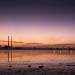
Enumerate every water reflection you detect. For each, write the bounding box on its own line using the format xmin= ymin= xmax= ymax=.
xmin=0 ymin=50 xmax=75 ymax=64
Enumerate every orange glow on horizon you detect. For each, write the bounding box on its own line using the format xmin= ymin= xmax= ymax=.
xmin=0 ymin=37 xmax=75 ymax=48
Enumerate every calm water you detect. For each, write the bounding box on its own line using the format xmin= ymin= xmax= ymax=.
xmin=0 ymin=50 xmax=75 ymax=68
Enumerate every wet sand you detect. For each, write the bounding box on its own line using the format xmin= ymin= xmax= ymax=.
xmin=0 ymin=64 xmax=75 ymax=75
xmin=0 ymin=50 xmax=75 ymax=75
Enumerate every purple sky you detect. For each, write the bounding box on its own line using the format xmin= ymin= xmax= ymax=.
xmin=0 ymin=0 xmax=75 ymax=44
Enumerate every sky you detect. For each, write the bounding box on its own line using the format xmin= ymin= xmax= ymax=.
xmin=0 ymin=0 xmax=75 ymax=44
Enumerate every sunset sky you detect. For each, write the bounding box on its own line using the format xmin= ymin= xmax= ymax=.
xmin=0 ymin=0 xmax=75 ymax=44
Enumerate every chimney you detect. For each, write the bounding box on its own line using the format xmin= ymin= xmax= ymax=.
xmin=8 ymin=36 xmax=9 ymax=48
xmin=11 ymin=36 xmax=12 ymax=48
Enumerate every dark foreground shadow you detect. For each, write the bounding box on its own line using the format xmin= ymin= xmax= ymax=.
xmin=0 ymin=67 xmax=75 ymax=75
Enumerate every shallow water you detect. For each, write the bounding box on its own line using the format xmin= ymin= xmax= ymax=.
xmin=0 ymin=50 xmax=75 ymax=68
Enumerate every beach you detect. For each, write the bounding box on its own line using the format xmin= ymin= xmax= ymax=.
xmin=0 ymin=63 xmax=75 ymax=75
xmin=0 ymin=50 xmax=75 ymax=75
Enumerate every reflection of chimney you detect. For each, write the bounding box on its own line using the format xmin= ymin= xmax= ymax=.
xmin=11 ymin=36 xmax=12 ymax=62
xmin=8 ymin=36 xmax=13 ymax=62
xmin=8 ymin=36 xmax=9 ymax=62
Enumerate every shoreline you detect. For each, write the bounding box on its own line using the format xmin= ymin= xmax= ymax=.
xmin=0 ymin=48 xmax=75 ymax=50
xmin=0 ymin=65 xmax=75 ymax=75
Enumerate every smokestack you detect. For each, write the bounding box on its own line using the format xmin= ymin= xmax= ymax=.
xmin=8 ymin=36 xmax=9 ymax=62
xmin=8 ymin=36 xmax=13 ymax=62
xmin=8 ymin=36 xmax=9 ymax=48
xmin=11 ymin=36 xmax=12 ymax=62
xmin=11 ymin=36 xmax=12 ymax=48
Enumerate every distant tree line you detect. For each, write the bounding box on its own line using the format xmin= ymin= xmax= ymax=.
xmin=0 ymin=45 xmax=75 ymax=50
